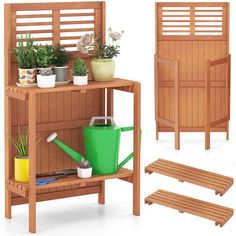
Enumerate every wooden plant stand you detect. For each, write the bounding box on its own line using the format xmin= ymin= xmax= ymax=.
xmin=145 ymin=159 xmax=234 ymax=196
xmin=4 ymin=2 xmax=141 ymax=233
xmin=145 ymin=189 xmax=234 ymax=227
xmin=155 ymin=2 xmax=231 ymax=149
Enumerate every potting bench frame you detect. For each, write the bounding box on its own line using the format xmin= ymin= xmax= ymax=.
xmin=155 ymin=2 xmax=230 ymax=149
xmin=4 ymin=2 xmax=141 ymax=233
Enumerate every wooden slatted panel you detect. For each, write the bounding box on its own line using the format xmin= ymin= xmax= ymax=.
xmin=145 ymin=159 xmax=234 ymax=196
xmin=157 ymin=2 xmax=228 ymax=40
xmin=8 ymin=2 xmax=106 ymax=202
xmin=155 ymin=2 xmax=230 ymax=139
xmin=145 ymin=189 xmax=234 ymax=227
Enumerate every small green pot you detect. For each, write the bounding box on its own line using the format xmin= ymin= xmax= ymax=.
xmin=91 ymin=58 xmax=115 ymax=81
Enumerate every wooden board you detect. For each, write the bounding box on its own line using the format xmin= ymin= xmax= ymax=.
xmin=145 ymin=189 xmax=234 ymax=227
xmin=145 ymin=159 xmax=234 ymax=196
xmin=155 ymin=2 xmax=230 ymax=149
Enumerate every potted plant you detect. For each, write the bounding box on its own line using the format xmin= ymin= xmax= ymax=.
xmin=76 ymin=28 xmax=123 ymax=81
xmin=72 ymin=59 xmax=88 ymax=85
xmin=77 ymin=159 xmax=92 ymax=178
xmin=35 ymin=45 xmax=56 ymax=88
xmin=52 ymin=44 xmax=72 ymax=82
xmin=12 ymin=34 xmax=37 ymax=85
xmin=10 ymin=128 xmax=29 ymax=182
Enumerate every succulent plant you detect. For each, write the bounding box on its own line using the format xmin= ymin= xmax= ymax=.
xmin=39 ymin=67 xmax=53 ymax=76
xmin=79 ymin=159 xmax=90 ymax=169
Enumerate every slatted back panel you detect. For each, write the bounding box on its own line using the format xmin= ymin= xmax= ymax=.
xmin=7 ymin=2 xmax=105 ymax=198
xmin=156 ymin=2 xmax=229 ymax=131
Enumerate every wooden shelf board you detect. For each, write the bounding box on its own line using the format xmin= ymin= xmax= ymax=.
xmin=6 ymin=79 xmax=135 ymax=96
xmin=145 ymin=159 xmax=234 ymax=196
xmin=145 ymin=189 xmax=234 ymax=227
xmin=8 ymin=168 xmax=133 ymax=197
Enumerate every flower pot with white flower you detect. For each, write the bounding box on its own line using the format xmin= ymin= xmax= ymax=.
xmin=12 ymin=34 xmax=37 ymax=85
xmin=52 ymin=44 xmax=72 ymax=82
xmin=72 ymin=59 xmax=88 ymax=85
xmin=76 ymin=28 xmax=123 ymax=82
xmin=77 ymin=159 xmax=92 ymax=178
xmin=35 ymin=45 xmax=56 ymax=88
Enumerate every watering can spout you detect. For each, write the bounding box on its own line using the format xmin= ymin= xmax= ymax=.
xmin=47 ymin=133 xmax=84 ymax=163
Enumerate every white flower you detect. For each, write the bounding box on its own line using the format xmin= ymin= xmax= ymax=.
xmin=81 ymin=34 xmax=93 ymax=45
xmin=109 ymin=31 xmax=122 ymax=41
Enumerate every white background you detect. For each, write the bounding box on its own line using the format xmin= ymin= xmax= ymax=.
xmin=0 ymin=0 xmax=235 ymax=235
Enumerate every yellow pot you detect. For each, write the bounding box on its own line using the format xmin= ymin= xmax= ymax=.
xmin=14 ymin=157 xmax=29 ymax=182
xmin=91 ymin=59 xmax=115 ymax=81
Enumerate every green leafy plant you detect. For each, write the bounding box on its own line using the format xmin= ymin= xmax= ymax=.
xmin=10 ymin=128 xmax=28 ymax=158
xmin=35 ymin=44 xmax=54 ymax=68
xmin=12 ymin=34 xmax=37 ymax=69
xmin=72 ymin=59 xmax=88 ymax=76
xmin=52 ymin=44 xmax=72 ymax=66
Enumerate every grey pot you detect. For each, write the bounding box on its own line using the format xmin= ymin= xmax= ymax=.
xmin=53 ymin=66 xmax=68 ymax=82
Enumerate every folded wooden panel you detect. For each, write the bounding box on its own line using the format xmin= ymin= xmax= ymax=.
xmin=145 ymin=189 xmax=234 ymax=227
xmin=145 ymin=159 xmax=233 ymax=196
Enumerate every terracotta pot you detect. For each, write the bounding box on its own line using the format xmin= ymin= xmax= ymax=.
xmin=91 ymin=59 xmax=115 ymax=81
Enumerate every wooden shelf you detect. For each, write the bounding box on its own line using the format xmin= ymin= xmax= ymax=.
xmin=145 ymin=159 xmax=234 ymax=196
xmin=6 ymin=79 xmax=135 ymax=101
xmin=145 ymin=189 xmax=234 ymax=227
xmin=8 ymin=168 xmax=133 ymax=198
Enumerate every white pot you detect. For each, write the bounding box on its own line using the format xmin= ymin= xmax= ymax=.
xmin=77 ymin=167 xmax=92 ymax=178
xmin=73 ymin=75 xmax=88 ymax=85
xmin=37 ymin=74 xmax=56 ymax=88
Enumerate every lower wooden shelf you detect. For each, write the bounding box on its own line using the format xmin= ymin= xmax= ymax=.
xmin=8 ymin=168 xmax=133 ymax=199
xmin=145 ymin=159 xmax=234 ymax=196
xmin=145 ymin=189 xmax=234 ymax=227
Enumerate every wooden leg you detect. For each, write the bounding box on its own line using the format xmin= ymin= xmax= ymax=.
xmin=5 ymin=96 xmax=12 ymax=219
xmin=5 ymin=189 xmax=11 ymax=219
xmin=133 ymin=82 xmax=141 ymax=216
xmin=156 ymin=121 xmax=159 ymax=140
xmin=226 ymin=121 xmax=229 ymax=140
xmin=205 ymin=130 xmax=210 ymax=150
xmin=175 ymin=130 xmax=180 ymax=150
xmin=98 ymin=181 xmax=105 ymax=204
xmin=28 ymin=92 xmax=37 ymax=233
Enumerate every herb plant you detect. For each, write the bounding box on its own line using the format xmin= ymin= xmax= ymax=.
xmin=10 ymin=128 xmax=28 ymax=158
xmin=72 ymin=59 xmax=88 ymax=76
xmin=12 ymin=34 xmax=37 ymax=69
xmin=52 ymin=44 xmax=72 ymax=67
xmin=35 ymin=45 xmax=53 ymax=68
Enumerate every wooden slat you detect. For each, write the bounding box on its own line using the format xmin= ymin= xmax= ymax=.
xmin=16 ymin=14 xmax=52 ymax=18
xmin=211 ymin=117 xmax=228 ymax=127
xmin=145 ymin=159 xmax=233 ymax=196
xmin=158 ymin=117 xmax=175 ymax=127
xmin=16 ymin=29 xmax=52 ymax=34
xmin=145 ymin=189 xmax=234 ymax=227
xmin=60 ymin=27 xmax=94 ymax=33
xmin=60 ymin=20 xmax=94 ymax=25
xmin=60 ymin=13 xmax=95 ymax=17
xmin=16 ymin=22 xmax=52 ymax=26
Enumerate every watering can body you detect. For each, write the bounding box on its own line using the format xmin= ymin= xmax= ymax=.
xmin=84 ymin=119 xmax=134 ymax=174
xmin=47 ymin=117 xmax=135 ymax=175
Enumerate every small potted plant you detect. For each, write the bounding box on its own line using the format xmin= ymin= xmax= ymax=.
xmin=72 ymin=59 xmax=88 ymax=85
xmin=12 ymin=34 xmax=37 ymax=85
xmin=76 ymin=28 xmax=123 ymax=81
xmin=35 ymin=45 xmax=56 ymax=88
xmin=52 ymin=44 xmax=72 ymax=82
xmin=77 ymin=159 xmax=92 ymax=178
xmin=10 ymin=128 xmax=29 ymax=182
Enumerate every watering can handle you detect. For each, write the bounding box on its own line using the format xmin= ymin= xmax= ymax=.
xmin=89 ymin=116 xmax=116 ymax=126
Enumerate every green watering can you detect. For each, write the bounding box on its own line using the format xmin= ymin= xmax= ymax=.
xmin=47 ymin=117 xmax=135 ymax=175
